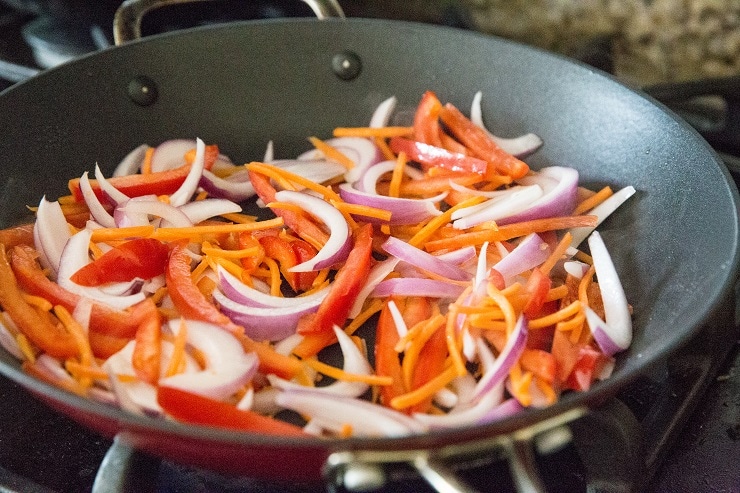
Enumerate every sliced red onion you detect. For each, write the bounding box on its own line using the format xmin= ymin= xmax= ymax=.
xmin=0 ymin=318 xmax=24 ymax=360
xmin=587 ymin=231 xmax=632 ymax=353
xmin=103 ymin=339 xmax=200 ymax=415
xmin=339 ymin=183 xmax=445 ymax=225
xmin=498 ymin=166 xmax=579 ymax=225
xmin=56 ymin=228 xmax=146 ymax=310
xmin=273 ymin=190 xmax=352 ymax=272
xmin=218 ymin=266 xmax=329 ymax=308
xmin=477 ymin=398 xmax=525 ymax=425
xmin=273 ymin=333 xmax=304 ymax=356
xmin=491 ymin=233 xmax=550 ymax=283
xmin=348 ymin=257 xmax=400 ymax=318
xmin=473 ymin=315 xmax=529 ymax=401
xmin=212 ymin=288 xmax=323 ymax=342
xmin=563 ymin=260 xmax=590 ymax=279
xmin=199 ymin=169 xmax=256 ymax=202
xmin=169 ymin=138 xmax=206 ymax=207
xmin=358 ymin=160 xmax=395 ymax=194
xmin=149 ymin=139 xmax=196 ymax=173
xmin=115 ymin=196 xmax=193 ymax=228
xmin=263 ymin=140 xmax=274 ymax=162
xmin=178 ymin=198 xmax=241 ymax=224
xmin=434 ymin=246 xmax=477 ymax=266
xmin=382 ymin=236 xmax=472 ymax=282
xmin=95 ymin=164 xmax=130 ymax=205
xmin=34 ymin=196 xmax=70 ymax=277
xmin=569 ymin=185 xmax=637 ymax=247
xmin=470 ymin=91 xmax=543 ymax=158
xmin=451 ymin=185 xmax=543 ymax=229
xmin=369 ymin=96 xmax=397 ymax=128
xmin=474 ymin=242 xmax=490 ymax=292
xmin=272 ymin=159 xmax=347 ymax=186
xmin=413 ymin=381 xmax=504 ymax=430
xmin=113 ymin=143 xmax=149 ymax=176
xmin=79 ymin=172 xmax=116 ymax=228
xmin=268 ymin=326 xmax=372 ymax=397
xmin=159 ymin=319 xmax=259 ymax=400
xmin=296 ymin=137 xmax=383 ymax=185
xmin=275 ymin=388 xmax=428 ymax=437
xmin=371 ymin=278 xmax=466 ymax=299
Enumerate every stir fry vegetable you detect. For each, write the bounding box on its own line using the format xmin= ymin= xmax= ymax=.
xmin=0 ymin=91 xmax=635 ymax=437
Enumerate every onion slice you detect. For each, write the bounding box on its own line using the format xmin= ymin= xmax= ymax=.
xmin=499 ymin=166 xmax=579 ymax=225
xmin=159 ymin=319 xmax=259 ymax=400
xmin=568 ymin=185 xmax=637 ymax=247
xmin=470 ymin=91 xmax=543 ymax=157
xmin=273 ymin=190 xmax=352 ymax=272
xmin=268 ymin=326 xmax=372 ymax=397
xmin=275 ymin=388 xmax=427 ymax=437
xmin=372 ymin=278 xmax=466 ymax=299
xmin=339 ymin=184 xmax=446 ymax=225
xmin=473 ymin=315 xmax=529 ymax=401
xmin=382 ymin=236 xmax=472 ymax=282
xmin=168 ymin=138 xmax=206 ymax=207
xmin=586 ymin=231 xmax=632 ymax=353
xmin=491 ymin=233 xmax=551 ymax=283
xmin=78 ymin=171 xmax=116 ymax=228
xmin=33 ymin=196 xmax=70 ymax=277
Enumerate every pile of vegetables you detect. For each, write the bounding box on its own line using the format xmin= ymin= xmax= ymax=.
xmin=0 ymin=90 xmax=635 ymax=437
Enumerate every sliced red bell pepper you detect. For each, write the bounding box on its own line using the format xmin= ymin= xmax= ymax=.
xmin=132 ymin=309 xmax=162 ymax=385
xmin=68 ymin=144 xmax=220 ymax=202
xmin=248 ymin=170 xmax=329 ymax=248
xmin=290 ymin=238 xmax=318 ymax=292
xmin=375 ymin=297 xmax=406 ymax=407
xmin=0 ymin=223 xmax=34 ymax=248
xmin=157 ymin=386 xmax=307 ymax=436
xmin=522 ymin=267 xmax=552 ymax=319
xmin=438 ymin=103 xmax=529 ymax=179
xmin=71 ymin=238 xmax=170 ymax=286
xmin=10 ymin=244 xmax=155 ymax=339
xmin=296 ymin=223 xmax=373 ymax=335
xmin=405 ymin=297 xmax=446 ymax=414
xmin=88 ymin=330 xmax=130 ymax=359
xmin=520 ymin=348 xmax=556 ymax=384
xmin=237 ymin=232 xmax=265 ymax=273
xmin=166 ymin=242 xmax=243 ymax=334
xmin=258 ymin=235 xmax=299 ymax=292
xmin=564 ymin=344 xmax=611 ymax=392
xmin=0 ymin=244 xmax=78 ymax=358
xmin=413 ymin=90 xmax=443 ymax=147
xmin=389 ymin=137 xmax=488 ymax=175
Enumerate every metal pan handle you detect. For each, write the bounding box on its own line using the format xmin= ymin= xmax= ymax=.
xmin=113 ymin=0 xmax=345 ymax=45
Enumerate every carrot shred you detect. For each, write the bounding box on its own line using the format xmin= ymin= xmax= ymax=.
xmin=308 ymin=136 xmax=355 ymax=170
xmin=303 ymin=358 xmax=393 ymax=386
xmin=573 ymin=185 xmax=613 ymax=215
xmin=165 ymin=318 xmax=189 ymax=377
xmin=389 ymin=364 xmax=457 ymax=410
xmin=333 ymin=126 xmax=414 ymax=138
xmin=388 ymin=151 xmax=407 ymax=198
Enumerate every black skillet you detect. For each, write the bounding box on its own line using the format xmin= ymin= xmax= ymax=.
xmin=0 ymin=0 xmax=738 ymax=491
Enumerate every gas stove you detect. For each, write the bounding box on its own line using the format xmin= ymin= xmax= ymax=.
xmin=0 ymin=2 xmax=739 ymax=492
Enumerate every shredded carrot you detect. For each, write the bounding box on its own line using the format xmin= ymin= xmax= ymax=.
xmin=307 ymin=136 xmax=355 ymax=169
xmin=424 ymin=215 xmax=598 ymax=252
xmin=330 ymin=200 xmax=393 ymax=222
xmin=529 ymin=300 xmax=582 ymax=329
xmin=573 ymin=185 xmax=613 ymax=215
xmin=90 ymin=225 xmax=155 ymax=242
xmin=220 ymin=213 xmax=259 ymax=224
xmin=333 ymin=126 xmax=414 ymax=138
xmin=401 ymin=315 xmax=445 ymax=391
xmin=485 ymin=283 xmax=517 ymax=334
xmin=344 ymin=298 xmax=384 ymax=336
xmin=263 ymin=257 xmax=282 ymax=297
xmin=15 ymin=333 xmax=37 ymax=362
xmin=21 ymin=293 xmax=53 ymax=312
xmin=247 ymin=161 xmax=342 ymax=201
xmin=539 ymin=232 xmax=573 ymax=275
xmin=54 ymin=305 xmax=93 ymax=388
xmin=165 ymin=318 xmax=189 ymax=377
xmin=375 ymin=136 xmax=396 ymax=161
xmin=388 ymin=151 xmax=407 ymax=198
xmin=407 ymin=195 xmax=486 ymax=248
xmin=303 ymin=358 xmax=393 ymax=386
xmin=390 ymin=364 xmax=458 ymax=410
xmin=141 ymin=146 xmax=155 ymax=174
xmin=151 ymin=217 xmax=283 ymax=240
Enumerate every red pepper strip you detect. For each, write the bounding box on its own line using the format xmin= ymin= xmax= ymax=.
xmin=375 ymin=297 xmax=406 ymax=407
xmin=0 ymin=244 xmax=78 ymax=358
xmin=403 ymin=297 xmax=446 ymax=415
xmin=0 ymin=223 xmax=34 ymax=248
xmin=237 ymin=232 xmax=265 ymax=273
xmin=438 ymin=103 xmax=530 ymax=180
xmin=68 ymin=144 xmax=220 ymax=202
xmin=522 ymin=267 xmax=552 ymax=319
xmin=157 ymin=386 xmax=308 ymax=436
xmin=132 ymin=309 xmax=162 ymax=385
xmin=413 ymin=90 xmax=443 ymax=147
xmin=71 ymin=238 xmax=170 ymax=286
xmin=258 ymin=235 xmax=299 ymax=293
xmin=296 ymin=223 xmax=373 ymax=335
xmin=10 ymin=245 xmax=155 ymax=339
xmin=88 ymin=330 xmax=130 ymax=359
xmin=389 ymin=137 xmax=488 ymax=176
xmin=166 ymin=242 xmax=243 ymax=334
xmin=520 ymin=348 xmax=556 ymax=384
xmin=290 ymin=239 xmax=319 ymax=292
xmin=248 ymin=170 xmax=329 ymax=248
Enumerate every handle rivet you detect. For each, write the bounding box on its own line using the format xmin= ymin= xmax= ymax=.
xmin=127 ymin=75 xmax=158 ymax=106
xmin=332 ymin=51 xmax=362 ymax=81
